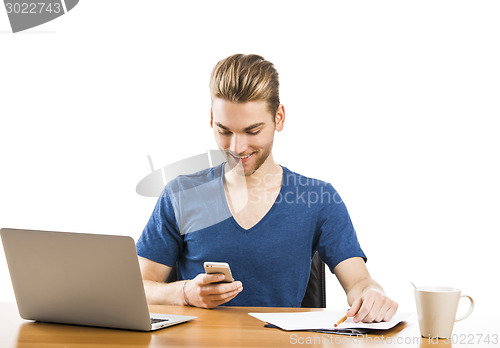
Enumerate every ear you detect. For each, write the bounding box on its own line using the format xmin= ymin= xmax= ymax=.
xmin=274 ymin=104 xmax=285 ymax=132
xmin=210 ymin=108 xmax=213 ymax=128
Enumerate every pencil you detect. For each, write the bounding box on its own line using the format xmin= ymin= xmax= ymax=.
xmin=334 ymin=315 xmax=347 ymax=327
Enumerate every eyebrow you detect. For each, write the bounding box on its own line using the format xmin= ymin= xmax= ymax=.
xmin=215 ymin=122 xmax=265 ymax=132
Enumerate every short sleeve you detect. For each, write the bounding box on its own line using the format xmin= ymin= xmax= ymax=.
xmin=136 ymin=188 xmax=183 ymax=267
xmin=315 ymin=183 xmax=367 ymax=273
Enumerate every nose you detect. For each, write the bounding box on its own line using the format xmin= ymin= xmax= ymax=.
xmin=229 ymin=134 xmax=248 ymax=155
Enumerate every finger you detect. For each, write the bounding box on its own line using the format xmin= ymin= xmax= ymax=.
xmin=375 ymin=297 xmax=398 ymax=322
xmin=354 ymin=295 xmax=374 ymax=323
xmin=347 ymin=297 xmax=362 ymax=317
xmin=208 ymin=289 xmax=242 ymax=307
xmin=207 ymin=286 xmax=243 ymax=301
xmin=200 ymin=281 xmax=242 ymax=295
xmin=374 ymin=301 xmax=391 ymax=322
xmin=383 ymin=301 xmax=398 ymax=322
xmin=363 ymin=294 xmax=384 ymax=323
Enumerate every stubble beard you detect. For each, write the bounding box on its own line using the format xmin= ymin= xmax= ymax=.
xmin=225 ymin=145 xmax=272 ymax=177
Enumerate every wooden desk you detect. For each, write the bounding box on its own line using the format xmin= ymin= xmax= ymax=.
xmin=1 ymin=302 xmax=498 ymax=347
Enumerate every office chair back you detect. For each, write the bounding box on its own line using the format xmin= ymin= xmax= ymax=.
xmin=301 ymin=252 xmax=326 ymax=308
xmin=166 ymin=252 xmax=326 ymax=308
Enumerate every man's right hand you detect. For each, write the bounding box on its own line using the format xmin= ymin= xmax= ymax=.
xmin=183 ymin=273 xmax=243 ymax=308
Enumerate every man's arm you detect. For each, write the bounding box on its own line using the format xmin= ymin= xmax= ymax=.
xmin=138 ymin=256 xmax=243 ymax=308
xmin=333 ymin=257 xmax=398 ymax=323
xmin=138 ymin=256 xmax=184 ymax=305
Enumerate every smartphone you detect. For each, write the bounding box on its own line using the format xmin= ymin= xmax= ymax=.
xmin=203 ymin=262 xmax=234 ymax=283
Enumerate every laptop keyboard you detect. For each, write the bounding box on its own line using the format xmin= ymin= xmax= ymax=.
xmin=151 ymin=318 xmax=170 ymax=324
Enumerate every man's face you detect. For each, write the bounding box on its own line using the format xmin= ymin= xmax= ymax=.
xmin=211 ymin=98 xmax=284 ymax=176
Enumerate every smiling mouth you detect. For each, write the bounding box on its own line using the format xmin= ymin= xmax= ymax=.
xmin=230 ymin=152 xmax=254 ymax=161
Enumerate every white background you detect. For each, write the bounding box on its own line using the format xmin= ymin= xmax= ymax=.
xmin=1 ymin=1 xmax=499 ymax=316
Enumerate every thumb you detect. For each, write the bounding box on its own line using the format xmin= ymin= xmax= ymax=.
xmin=347 ymin=297 xmax=362 ymax=317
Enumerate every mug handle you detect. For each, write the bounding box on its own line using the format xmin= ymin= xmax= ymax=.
xmin=455 ymin=295 xmax=474 ymax=321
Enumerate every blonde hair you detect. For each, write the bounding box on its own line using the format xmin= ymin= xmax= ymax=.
xmin=209 ymin=54 xmax=280 ymax=116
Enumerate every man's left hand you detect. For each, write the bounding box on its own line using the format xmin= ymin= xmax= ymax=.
xmin=346 ymin=288 xmax=398 ymax=323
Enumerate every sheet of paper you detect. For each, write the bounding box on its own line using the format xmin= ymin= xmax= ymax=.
xmin=248 ymin=311 xmax=408 ymax=331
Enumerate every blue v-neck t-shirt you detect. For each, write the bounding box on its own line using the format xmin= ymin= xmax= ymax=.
xmin=136 ymin=163 xmax=366 ymax=307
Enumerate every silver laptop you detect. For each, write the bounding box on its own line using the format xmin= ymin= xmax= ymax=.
xmin=0 ymin=228 xmax=196 ymax=331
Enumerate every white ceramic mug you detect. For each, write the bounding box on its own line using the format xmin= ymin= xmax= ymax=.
xmin=414 ymin=286 xmax=474 ymax=339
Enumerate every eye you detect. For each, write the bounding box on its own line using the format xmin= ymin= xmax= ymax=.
xmin=217 ymin=129 xmax=231 ymax=135
xmin=247 ymin=130 xmax=261 ymax=135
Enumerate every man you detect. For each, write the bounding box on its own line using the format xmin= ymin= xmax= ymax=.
xmin=137 ymin=54 xmax=398 ymax=323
